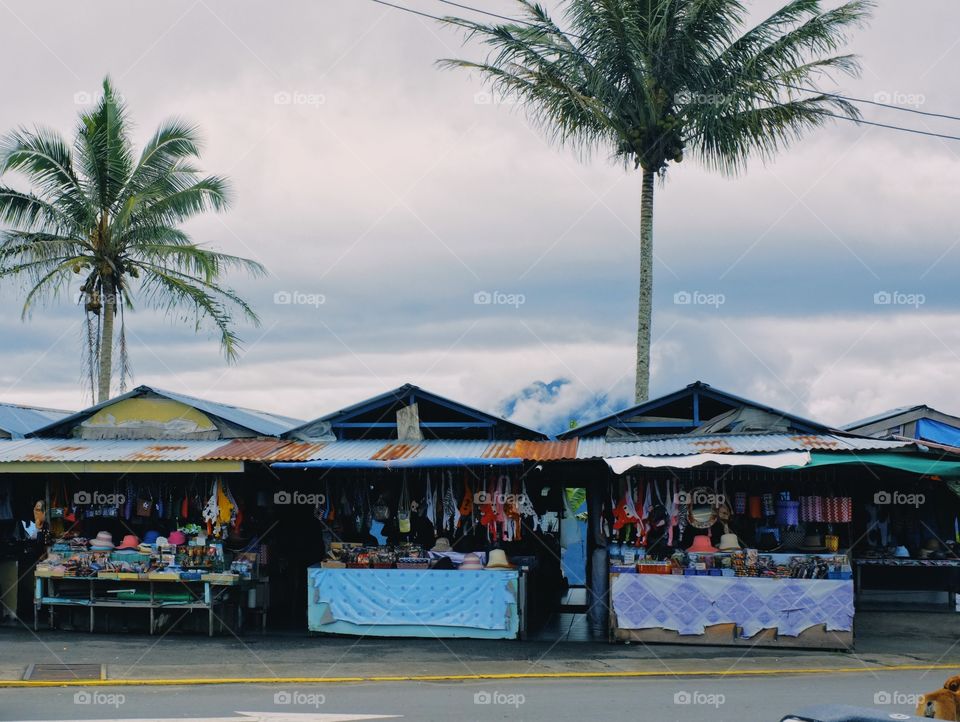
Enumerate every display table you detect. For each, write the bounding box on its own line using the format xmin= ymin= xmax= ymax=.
xmin=609 ymin=573 xmax=854 ymax=649
xmin=854 ymin=558 xmax=960 ymax=608
xmin=34 ymin=574 xmax=250 ymax=637
xmin=307 ymin=566 xmax=523 ymax=639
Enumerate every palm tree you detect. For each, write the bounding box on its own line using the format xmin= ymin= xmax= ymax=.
xmin=0 ymin=77 xmax=265 ymax=403
xmin=441 ymin=0 xmax=872 ymax=402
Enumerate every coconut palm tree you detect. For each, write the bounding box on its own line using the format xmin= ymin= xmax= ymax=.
xmin=441 ymin=0 xmax=871 ymax=402
xmin=0 ymin=77 xmax=264 ymax=403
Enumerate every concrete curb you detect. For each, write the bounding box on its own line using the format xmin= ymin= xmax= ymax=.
xmin=3 ymin=663 xmax=960 ymax=688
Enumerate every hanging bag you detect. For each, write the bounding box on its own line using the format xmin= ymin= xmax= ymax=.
xmin=397 ymin=477 xmax=411 ymax=533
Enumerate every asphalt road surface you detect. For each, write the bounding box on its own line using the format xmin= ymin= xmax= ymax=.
xmin=0 ymin=671 xmax=945 ymax=721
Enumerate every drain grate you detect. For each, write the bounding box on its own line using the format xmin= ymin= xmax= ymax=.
xmin=24 ymin=663 xmax=104 ymax=681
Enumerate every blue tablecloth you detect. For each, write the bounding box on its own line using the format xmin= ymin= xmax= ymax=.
xmin=308 ymin=567 xmax=518 ymax=631
xmin=611 ymin=574 xmax=853 ymax=638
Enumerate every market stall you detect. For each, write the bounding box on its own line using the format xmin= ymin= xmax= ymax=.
xmin=599 ymin=465 xmax=857 ymax=649
xmin=32 ymin=477 xmax=268 ymax=635
xmin=270 ymin=462 xmax=560 ymax=640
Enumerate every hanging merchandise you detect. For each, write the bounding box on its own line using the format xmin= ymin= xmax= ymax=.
xmin=734 ymin=492 xmax=747 ymax=515
xmin=761 ymin=493 xmax=775 ymax=518
xmin=442 ymin=474 xmax=456 ymax=533
xmin=776 ymin=500 xmax=800 ymax=527
xmin=372 ymin=492 xmax=390 ymax=522
xmin=748 ymin=496 xmax=763 ymax=519
xmin=202 ymin=480 xmax=220 ymax=535
xmin=397 ymin=477 xmax=411 ymax=534
xmin=136 ymin=490 xmax=153 ymax=518
xmin=425 ymin=474 xmax=436 ymax=530
xmin=458 ymin=477 xmax=473 ymax=528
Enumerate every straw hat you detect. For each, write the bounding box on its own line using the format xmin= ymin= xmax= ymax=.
xmin=484 ymin=549 xmax=515 ymax=570
xmin=431 ymin=537 xmax=452 ymax=553
xmin=459 ymin=553 xmax=483 ymax=570
xmin=687 ymin=535 xmax=718 ymax=553
xmin=717 ymin=533 xmax=741 ymax=551
xmin=90 ymin=531 xmax=114 ymax=550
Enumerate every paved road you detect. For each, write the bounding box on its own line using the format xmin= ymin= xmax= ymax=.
xmin=0 ymin=670 xmax=946 ymax=721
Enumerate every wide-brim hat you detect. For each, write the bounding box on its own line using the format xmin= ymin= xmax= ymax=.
xmin=431 ymin=537 xmax=452 ymax=553
xmin=116 ymin=534 xmax=140 ymax=550
xmin=90 ymin=531 xmax=114 ymax=549
xmin=717 ymin=533 xmax=741 ymax=551
xmin=142 ymin=531 xmax=161 ymax=545
xmin=155 ymin=536 xmax=169 ymax=547
xmin=687 ymin=535 xmax=718 ymax=553
xmin=485 ymin=549 xmax=515 ymax=569
xmin=459 ymin=553 xmax=483 ymax=570
xmin=168 ymin=531 xmax=187 ymax=546
xmin=797 ymin=535 xmax=826 ymax=552
xmin=756 ymin=532 xmax=781 ymax=551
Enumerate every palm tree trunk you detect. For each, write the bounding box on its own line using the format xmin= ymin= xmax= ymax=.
xmin=97 ymin=282 xmax=115 ymax=403
xmin=634 ymin=169 xmax=655 ymax=403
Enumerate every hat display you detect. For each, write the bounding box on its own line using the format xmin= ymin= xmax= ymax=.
xmin=717 ymin=533 xmax=741 ymax=551
xmin=687 ymin=535 xmax=718 ymax=553
xmin=431 ymin=556 xmax=456 ymax=570
xmin=116 ymin=534 xmax=140 ymax=551
xmin=893 ymin=545 xmax=910 ymax=558
xmin=484 ymin=549 xmax=515 ymax=569
xmin=797 ymin=534 xmax=826 ymax=552
xmin=459 ymin=553 xmax=483 ymax=570
xmin=167 ymin=530 xmax=187 ymax=546
xmin=143 ymin=531 xmax=161 ymax=546
xmin=90 ymin=531 xmax=114 ymax=550
xmin=431 ymin=537 xmax=452 ymax=553
xmin=756 ymin=531 xmax=781 ymax=552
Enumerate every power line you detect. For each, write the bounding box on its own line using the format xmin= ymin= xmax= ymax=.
xmin=363 ymin=0 xmax=960 ymax=141
xmin=819 ymin=111 xmax=960 ymax=141
xmin=774 ymin=81 xmax=960 ymax=122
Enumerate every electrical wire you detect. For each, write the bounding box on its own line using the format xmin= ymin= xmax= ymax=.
xmin=364 ymin=0 xmax=960 ymax=141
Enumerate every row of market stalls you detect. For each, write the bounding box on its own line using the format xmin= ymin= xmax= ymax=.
xmin=0 ymin=381 xmax=958 ymax=647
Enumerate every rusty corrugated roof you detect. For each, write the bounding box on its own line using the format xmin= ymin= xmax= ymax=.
xmin=513 ymin=439 xmax=579 ymax=461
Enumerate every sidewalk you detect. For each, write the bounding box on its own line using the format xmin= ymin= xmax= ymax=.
xmin=0 ymin=611 xmax=956 ymax=684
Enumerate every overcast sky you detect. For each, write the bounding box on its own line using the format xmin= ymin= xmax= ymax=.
xmin=0 ymin=0 xmax=958 ymax=434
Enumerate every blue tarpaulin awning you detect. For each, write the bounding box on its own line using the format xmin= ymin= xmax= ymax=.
xmin=916 ymin=418 xmax=960 ymax=448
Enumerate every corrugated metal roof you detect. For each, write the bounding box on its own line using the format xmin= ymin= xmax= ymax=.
xmin=198 ymin=438 xmax=291 ymax=461
xmin=0 ymin=439 xmax=230 ymax=463
xmin=575 ymin=434 xmax=913 ymax=459
xmin=0 ymin=403 xmax=73 ymax=438
xmin=269 ymin=439 xmax=577 ymax=463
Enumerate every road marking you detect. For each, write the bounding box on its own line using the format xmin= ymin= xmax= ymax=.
xmin=0 ymin=663 xmax=958 ymax=687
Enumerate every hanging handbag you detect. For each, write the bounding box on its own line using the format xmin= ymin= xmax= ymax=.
xmin=372 ymin=494 xmax=390 ymax=522
xmin=397 ymin=478 xmax=411 ymax=533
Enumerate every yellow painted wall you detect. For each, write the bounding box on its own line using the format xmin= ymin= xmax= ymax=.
xmin=80 ymin=398 xmax=218 ymax=438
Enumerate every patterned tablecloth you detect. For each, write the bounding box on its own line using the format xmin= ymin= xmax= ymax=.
xmin=855 ymin=558 xmax=960 ymax=568
xmin=308 ymin=567 xmax=517 ymax=630
xmin=611 ymin=574 xmax=854 ymax=638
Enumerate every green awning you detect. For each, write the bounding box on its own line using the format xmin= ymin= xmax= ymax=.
xmin=797 ymin=452 xmax=960 ymax=476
